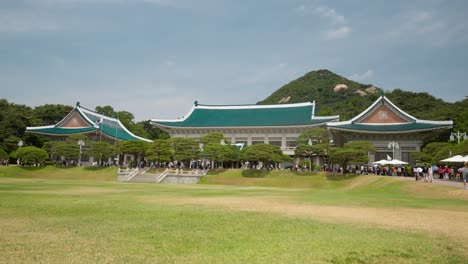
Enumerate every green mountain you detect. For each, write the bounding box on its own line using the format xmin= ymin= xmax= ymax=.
xmin=258 ymin=69 xmax=468 ymax=131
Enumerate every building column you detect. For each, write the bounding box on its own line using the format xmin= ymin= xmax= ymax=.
xmin=281 ymin=135 xmax=286 ymax=150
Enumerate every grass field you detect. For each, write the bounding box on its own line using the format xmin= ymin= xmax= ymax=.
xmin=1 ymin=166 xmax=467 ymax=263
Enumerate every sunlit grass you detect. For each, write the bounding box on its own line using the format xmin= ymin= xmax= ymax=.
xmin=0 ymin=166 xmax=467 ymax=263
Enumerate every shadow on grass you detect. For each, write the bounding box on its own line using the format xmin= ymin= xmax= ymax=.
xmin=325 ymin=172 xmax=359 ymax=181
xmin=207 ymin=169 xmax=228 ymax=175
xmin=84 ymin=166 xmax=111 ymax=171
xmin=289 ymin=170 xmax=320 ymax=176
xmin=241 ymin=170 xmax=271 ymax=178
xmin=17 ymin=166 xmax=47 ymax=171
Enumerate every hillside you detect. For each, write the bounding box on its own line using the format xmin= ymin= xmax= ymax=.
xmin=258 ymin=69 xmax=468 ymax=131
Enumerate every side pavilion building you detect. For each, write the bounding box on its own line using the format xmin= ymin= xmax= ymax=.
xmin=151 ymin=100 xmax=339 ymax=155
xmin=26 ymin=102 xmax=152 ymax=143
xmin=327 ymin=94 xmax=453 ymax=164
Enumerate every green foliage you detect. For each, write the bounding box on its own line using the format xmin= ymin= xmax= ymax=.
xmin=296 ymin=127 xmax=330 ymax=145
xmin=85 ymin=142 xmax=117 ymax=163
xmin=136 ymin=120 xmax=169 ymax=140
xmin=344 ymin=141 xmax=376 ymax=153
xmin=452 ymin=140 xmax=468 ymax=155
xmin=30 ymin=104 xmax=73 ymax=126
xmin=16 ymin=146 xmax=48 ymax=165
xmin=409 ymin=152 xmax=433 ymax=164
xmin=42 ymin=141 xmax=58 ymax=157
xmin=240 ymin=144 xmax=288 ymax=164
xmin=171 ymin=137 xmax=200 ymax=162
xmin=95 ymin=105 xmax=115 ymax=117
xmin=328 ymin=141 xmax=375 ymax=174
xmin=0 ymin=148 xmax=8 ymax=160
xmin=53 ymin=143 xmax=80 ymax=161
xmin=146 ymin=139 xmax=172 ymax=162
xmin=119 ymin=140 xmax=149 ymax=156
xmin=200 ymin=132 xmax=227 ymax=145
xmin=2 ymin=136 xmax=21 ymax=153
xmin=295 ymin=128 xmax=331 ymax=167
xmin=225 ymin=145 xmax=241 ymax=162
xmin=66 ymin=134 xmax=90 ymax=144
xmin=330 ymin=143 xmax=370 ymax=174
xmin=0 ymin=101 xmax=33 ymax=139
xmin=8 ymin=150 xmax=17 ymax=160
xmin=422 ymin=142 xmax=451 ymax=155
xmin=202 ymin=143 xmax=233 ymax=168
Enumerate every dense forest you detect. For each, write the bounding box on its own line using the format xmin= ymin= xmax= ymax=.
xmin=258 ymin=69 xmax=468 ymax=132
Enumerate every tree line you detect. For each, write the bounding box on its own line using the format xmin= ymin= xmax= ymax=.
xmin=1 ymin=97 xmax=466 ymax=172
xmin=3 ymin=127 xmax=379 ymax=175
xmin=0 ymin=98 xmax=168 ymax=156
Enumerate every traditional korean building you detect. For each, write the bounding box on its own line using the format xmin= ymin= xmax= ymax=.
xmin=151 ymin=100 xmax=339 ymax=155
xmin=327 ymin=94 xmax=453 ymax=164
xmin=26 ymin=102 xmax=152 ymax=143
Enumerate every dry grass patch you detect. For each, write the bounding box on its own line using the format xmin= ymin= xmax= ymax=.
xmin=15 ymin=187 xmax=128 ymax=195
xmin=154 ymin=195 xmax=468 ymax=246
xmin=341 ymin=175 xmax=391 ymax=190
xmin=403 ymin=182 xmax=468 ymax=201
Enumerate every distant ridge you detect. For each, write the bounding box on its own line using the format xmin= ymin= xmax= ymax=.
xmin=257 ymin=69 xmax=382 ymax=120
xmin=257 ymin=69 xmax=467 ymax=131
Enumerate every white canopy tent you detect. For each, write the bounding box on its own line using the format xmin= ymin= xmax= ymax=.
xmin=440 ymin=155 xmax=466 ymax=163
xmin=373 ymin=159 xmax=408 ymax=165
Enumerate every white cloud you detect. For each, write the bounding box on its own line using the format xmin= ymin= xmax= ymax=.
xmin=295 ymin=3 xmax=351 ymax=40
xmin=350 ymin=70 xmax=374 ymax=81
xmin=391 ymin=11 xmax=443 ymax=36
xmin=314 ymin=6 xmax=345 ymax=24
xmin=386 ymin=10 xmax=468 ymax=47
xmin=326 ymin=26 xmax=351 ymax=39
xmin=0 ymin=11 xmax=61 ymax=33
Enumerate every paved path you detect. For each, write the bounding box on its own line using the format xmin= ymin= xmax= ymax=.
xmin=396 ymin=176 xmax=465 ymax=189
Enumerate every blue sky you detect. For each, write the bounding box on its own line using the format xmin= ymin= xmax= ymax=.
xmin=1 ymin=0 xmax=467 ymax=121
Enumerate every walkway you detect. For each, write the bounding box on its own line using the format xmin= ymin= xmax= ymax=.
xmin=396 ymin=176 xmax=465 ymax=189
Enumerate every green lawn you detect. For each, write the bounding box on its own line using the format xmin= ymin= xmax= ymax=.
xmin=1 ymin=166 xmax=467 ymax=263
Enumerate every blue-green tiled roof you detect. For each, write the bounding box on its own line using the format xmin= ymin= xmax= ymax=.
xmin=329 ymin=122 xmax=452 ymax=132
xmin=26 ymin=104 xmax=152 ymax=142
xmin=327 ymin=95 xmax=453 ymax=133
xmin=152 ymin=102 xmax=339 ymax=127
xmin=27 ymin=127 xmax=97 ymax=135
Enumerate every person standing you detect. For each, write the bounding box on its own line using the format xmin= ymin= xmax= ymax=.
xmin=444 ymin=166 xmax=450 ymax=180
xmin=463 ymin=162 xmax=468 ymax=190
xmin=428 ymin=166 xmax=433 ymax=183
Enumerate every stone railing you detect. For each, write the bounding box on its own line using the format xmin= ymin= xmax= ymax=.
xmin=117 ymin=167 xmax=139 ymax=182
xmin=157 ymin=168 xmax=209 ymax=184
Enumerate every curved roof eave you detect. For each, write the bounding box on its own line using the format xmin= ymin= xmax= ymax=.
xmin=327 ymin=125 xmax=453 ymax=134
xmin=150 ymin=122 xmax=334 ymax=130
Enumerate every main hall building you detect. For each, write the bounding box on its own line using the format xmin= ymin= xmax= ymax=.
xmin=151 ymin=100 xmax=339 ymax=156
xmin=151 ymin=95 xmax=453 ymax=164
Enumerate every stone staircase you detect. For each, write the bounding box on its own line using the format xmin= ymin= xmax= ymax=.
xmin=117 ymin=168 xmax=208 ymax=184
xmin=157 ymin=169 xmax=208 ymax=184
